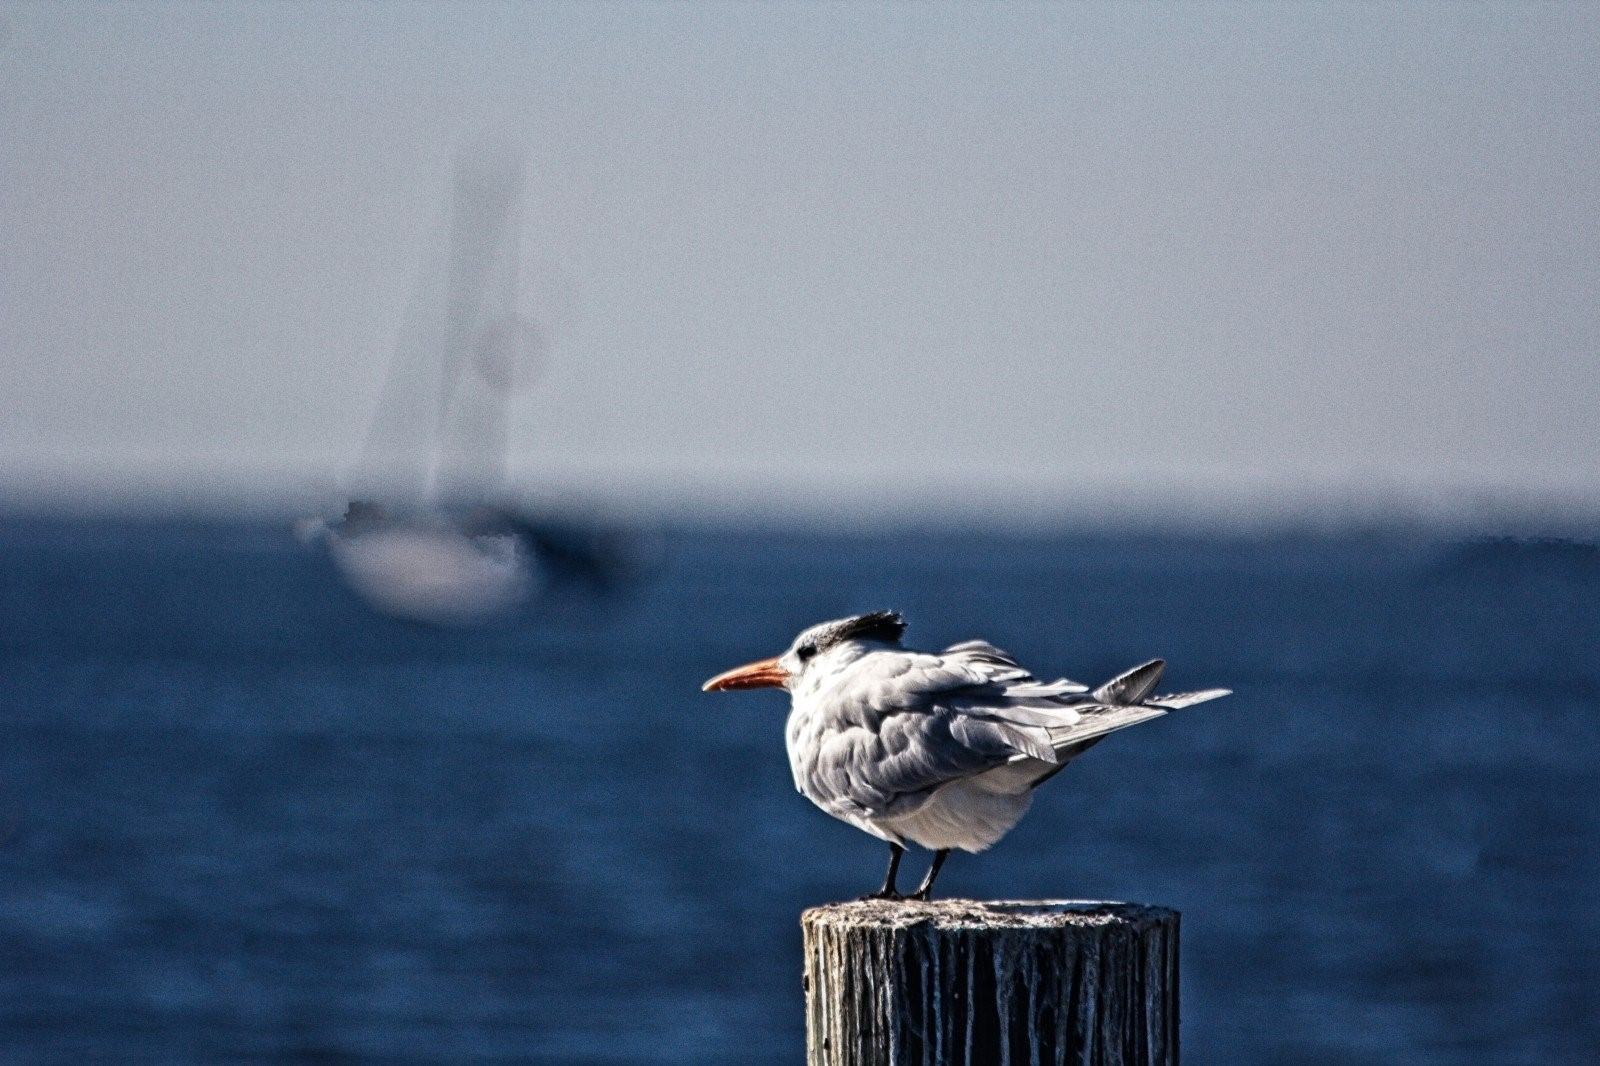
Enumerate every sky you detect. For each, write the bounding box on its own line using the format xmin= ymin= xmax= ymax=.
xmin=2 ymin=2 xmax=1598 ymax=524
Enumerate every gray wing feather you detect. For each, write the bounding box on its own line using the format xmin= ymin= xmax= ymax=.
xmin=941 ymin=639 xmax=1088 ymax=693
xmin=1149 ymin=688 xmax=1232 ymax=710
xmin=940 ymin=639 xmax=1018 ymax=660
xmin=1045 ymin=703 xmax=1171 ymax=755
xmin=810 ymin=708 xmax=1023 ymax=818
xmin=802 ymin=648 xmax=1226 ymax=819
xmin=807 ymin=648 xmax=1091 ymax=815
xmin=1042 ymin=689 xmax=1230 ymax=757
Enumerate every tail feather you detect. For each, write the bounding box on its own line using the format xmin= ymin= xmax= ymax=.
xmin=1091 ymin=658 xmax=1165 ymax=705
xmin=1042 ymin=665 xmax=1228 ymax=762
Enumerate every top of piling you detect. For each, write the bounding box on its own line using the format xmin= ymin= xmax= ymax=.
xmin=802 ymin=898 xmax=1177 ymax=933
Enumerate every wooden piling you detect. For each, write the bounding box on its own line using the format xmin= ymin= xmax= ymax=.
xmin=802 ymin=899 xmax=1179 ymax=1066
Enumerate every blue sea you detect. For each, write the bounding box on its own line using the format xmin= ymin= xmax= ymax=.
xmin=1 ymin=516 xmax=1597 ymax=1063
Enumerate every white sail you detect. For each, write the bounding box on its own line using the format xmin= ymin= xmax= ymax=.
xmin=318 ymin=143 xmax=546 ymax=625
xmin=356 ymin=144 xmax=544 ymax=511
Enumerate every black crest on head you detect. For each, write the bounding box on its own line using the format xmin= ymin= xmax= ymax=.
xmin=827 ymin=610 xmax=907 ymax=648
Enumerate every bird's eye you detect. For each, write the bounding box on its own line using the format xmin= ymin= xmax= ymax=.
xmin=797 ymin=643 xmax=817 ymax=662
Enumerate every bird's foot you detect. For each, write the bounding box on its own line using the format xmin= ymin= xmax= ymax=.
xmin=908 ymin=888 xmax=934 ymax=902
xmin=858 ymin=889 xmax=904 ymax=902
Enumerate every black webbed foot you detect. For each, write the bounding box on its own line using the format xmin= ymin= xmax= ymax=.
xmin=858 ymin=889 xmax=905 ymax=902
xmin=859 ymin=843 xmax=907 ymax=902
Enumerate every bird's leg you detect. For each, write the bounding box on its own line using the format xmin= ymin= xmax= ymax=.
xmin=859 ymin=843 xmax=905 ymax=901
xmin=909 ymin=849 xmax=950 ymax=901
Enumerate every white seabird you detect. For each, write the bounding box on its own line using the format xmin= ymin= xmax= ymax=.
xmin=702 ymin=611 xmax=1229 ymax=900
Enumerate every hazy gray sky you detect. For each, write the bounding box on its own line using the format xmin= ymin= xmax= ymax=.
xmin=3 ymin=2 xmax=1597 ymax=521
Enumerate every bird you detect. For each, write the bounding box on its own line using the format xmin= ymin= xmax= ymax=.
xmin=702 ymin=611 xmax=1229 ymax=900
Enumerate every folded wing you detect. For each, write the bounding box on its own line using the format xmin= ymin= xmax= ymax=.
xmin=806 ymin=646 xmax=1229 ymax=818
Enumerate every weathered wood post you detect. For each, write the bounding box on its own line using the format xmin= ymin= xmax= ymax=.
xmin=802 ymin=899 xmax=1179 ymax=1066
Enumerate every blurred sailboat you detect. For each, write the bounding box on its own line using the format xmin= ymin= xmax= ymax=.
xmin=300 ymin=146 xmax=642 ymax=625
xmin=299 ymin=499 xmax=537 ymax=627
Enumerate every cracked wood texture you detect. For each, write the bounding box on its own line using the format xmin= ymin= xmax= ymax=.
xmin=802 ymin=900 xmax=1178 ymax=1066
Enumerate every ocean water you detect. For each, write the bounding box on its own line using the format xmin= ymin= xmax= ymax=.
xmin=1 ymin=516 xmax=1597 ymax=1063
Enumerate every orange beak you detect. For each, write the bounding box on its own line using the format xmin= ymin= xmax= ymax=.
xmin=702 ymin=656 xmax=790 ymax=692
